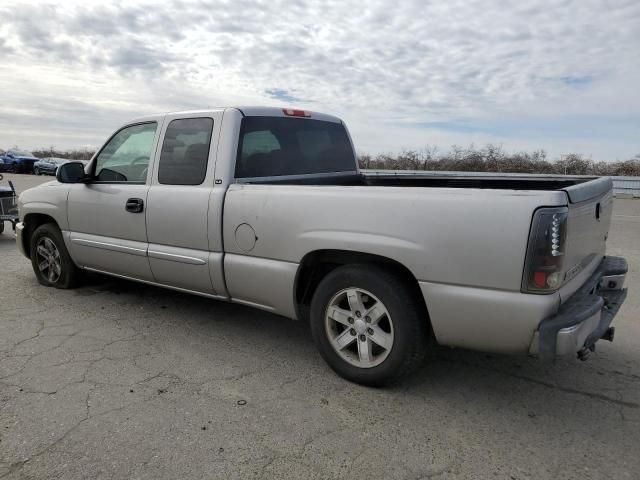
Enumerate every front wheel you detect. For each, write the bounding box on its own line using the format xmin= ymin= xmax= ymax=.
xmin=310 ymin=265 xmax=429 ymax=386
xmin=29 ymin=223 xmax=80 ymax=288
xmin=33 ymin=167 xmax=40 ymax=175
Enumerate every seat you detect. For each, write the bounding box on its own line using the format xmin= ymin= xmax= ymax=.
xmin=180 ymin=143 xmax=209 ymax=184
xmin=159 ymin=143 xmax=208 ymax=185
xmin=242 ymin=147 xmax=300 ymax=177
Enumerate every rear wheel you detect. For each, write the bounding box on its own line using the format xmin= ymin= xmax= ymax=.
xmin=29 ymin=223 xmax=79 ymax=288
xmin=310 ymin=265 xmax=429 ymax=386
xmin=0 ymin=221 xmax=4 ymax=235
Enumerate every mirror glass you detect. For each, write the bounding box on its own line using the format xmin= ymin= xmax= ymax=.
xmin=57 ymin=162 xmax=86 ymax=183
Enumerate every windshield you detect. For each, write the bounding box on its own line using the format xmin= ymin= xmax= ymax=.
xmin=235 ymin=117 xmax=356 ymax=178
xmin=11 ymin=150 xmax=34 ymax=157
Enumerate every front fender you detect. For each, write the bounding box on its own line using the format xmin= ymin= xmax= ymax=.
xmin=19 ymin=184 xmax=70 ymax=230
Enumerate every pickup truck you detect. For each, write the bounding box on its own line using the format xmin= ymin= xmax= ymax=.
xmin=15 ymin=107 xmax=628 ymax=385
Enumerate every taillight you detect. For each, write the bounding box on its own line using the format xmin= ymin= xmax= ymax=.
xmin=522 ymin=207 xmax=568 ymax=293
xmin=282 ymin=108 xmax=311 ymax=117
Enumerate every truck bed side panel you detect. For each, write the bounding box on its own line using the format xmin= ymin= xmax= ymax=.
xmin=223 ymin=184 xmax=566 ymax=289
xmin=222 ymin=184 xmax=567 ymax=349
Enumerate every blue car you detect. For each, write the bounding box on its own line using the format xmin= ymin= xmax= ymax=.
xmin=0 ymin=149 xmax=40 ymax=174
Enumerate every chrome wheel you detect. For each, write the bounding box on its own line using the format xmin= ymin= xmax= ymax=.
xmin=36 ymin=236 xmax=62 ymax=283
xmin=324 ymin=287 xmax=394 ymax=368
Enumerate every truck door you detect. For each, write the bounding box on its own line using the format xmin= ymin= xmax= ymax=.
xmin=67 ymin=120 xmax=162 ymax=280
xmin=145 ymin=112 xmax=224 ymax=295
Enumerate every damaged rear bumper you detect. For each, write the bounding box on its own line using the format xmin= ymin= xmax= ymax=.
xmin=529 ymin=256 xmax=628 ymax=360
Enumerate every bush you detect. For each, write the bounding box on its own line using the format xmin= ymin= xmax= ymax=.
xmin=6 ymin=144 xmax=640 ymax=177
xmin=358 ymin=146 xmax=640 ymax=177
xmin=31 ymin=147 xmax=95 ymax=161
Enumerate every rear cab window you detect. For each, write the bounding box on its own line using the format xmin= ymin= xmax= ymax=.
xmin=235 ymin=117 xmax=356 ymax=178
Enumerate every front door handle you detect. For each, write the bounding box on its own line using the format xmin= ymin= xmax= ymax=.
xmin=125 ymin=198 xmax=144 ymax=213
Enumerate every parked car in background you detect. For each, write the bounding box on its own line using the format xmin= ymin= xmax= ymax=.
xmin=0 ymin=150 xmax=39 ymax=174
xmin=34 ymin=157 xmax=88 ymax=176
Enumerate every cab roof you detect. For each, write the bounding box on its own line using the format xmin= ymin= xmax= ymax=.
xmin=129 ymin=107 xmax=343 ymax=125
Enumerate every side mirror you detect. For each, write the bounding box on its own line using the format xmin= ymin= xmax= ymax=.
xmin=56 ymin=161 xmax=87 ymax=183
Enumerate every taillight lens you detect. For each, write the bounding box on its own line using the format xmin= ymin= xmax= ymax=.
xmin=282 ymin=108 xmax=311 ymax=117
xmin=522 ymin=207 xmax=568 ymax=293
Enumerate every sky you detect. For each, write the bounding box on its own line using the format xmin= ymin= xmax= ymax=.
xmin=0 ymin=0 xmax=639 ymax=160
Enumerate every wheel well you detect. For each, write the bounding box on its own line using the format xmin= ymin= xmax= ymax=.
xmin=295 ymin=250 xmax=429 ymax=323
xmin=22 ymin=213 xmax=58 ymax=258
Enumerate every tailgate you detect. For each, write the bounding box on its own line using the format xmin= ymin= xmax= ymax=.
xmin=560 ymin=177 xmax=614 ymax=299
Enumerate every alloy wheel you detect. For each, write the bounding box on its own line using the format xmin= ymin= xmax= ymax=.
xmin=35 ymin=236 xmax=62 ymax=283
xmin=324 ymin=287 xmax=394 ymax=368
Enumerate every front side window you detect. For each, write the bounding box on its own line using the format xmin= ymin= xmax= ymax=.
xmin=235 ymin=117 xmax=356 ymax=178
xmin=158 ymin=118 xmax=213 ymax=185
xmin=94 ymin=122 xmax=157 ymax=183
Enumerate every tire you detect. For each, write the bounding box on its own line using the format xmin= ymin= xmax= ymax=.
xmin=33 ymin=167 xmax=40 ymax=175
xmin=310 ymin=265 xmax=429 ymax=386
xmin=29 ymin=223 xmax=79 ymax=288
xmin=0 ymin=221 xmax=4 ymax=235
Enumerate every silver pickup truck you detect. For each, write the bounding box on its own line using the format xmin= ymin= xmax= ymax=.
xmin=15 ymin=107 xmax=628 ymax=385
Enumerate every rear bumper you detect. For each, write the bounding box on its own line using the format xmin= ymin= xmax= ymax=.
xmin=529 ymin=256 xmax=628 ymax=360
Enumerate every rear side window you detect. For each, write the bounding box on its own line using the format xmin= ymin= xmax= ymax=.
xmin=235 ymin=117 xmax=355 ymax=178
xmin=158 ymin=118 xmax=213 ymax=185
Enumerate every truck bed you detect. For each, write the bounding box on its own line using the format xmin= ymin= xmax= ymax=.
xmin=363 ymin=170 xmax=591 ymax=191
xmin=241 ymin=170 xmax=607 ymax=201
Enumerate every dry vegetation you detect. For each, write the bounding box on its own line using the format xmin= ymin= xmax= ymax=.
xmin=2 ymin=145 xmax=639 ymax=176
xmin=31 ymin=147 xmax=95 ymax=161
xmin=358 ymin=145 xmax=640 ymax=176
xmin=0 ymin=147 xmax=95 ymax=161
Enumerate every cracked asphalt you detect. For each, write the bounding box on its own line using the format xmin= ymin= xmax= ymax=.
xmin=1 ymin=174 xmax=639 ymax=479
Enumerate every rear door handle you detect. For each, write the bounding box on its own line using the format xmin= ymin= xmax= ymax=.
xmin=125 ymin=198 xmax=144 ymax=213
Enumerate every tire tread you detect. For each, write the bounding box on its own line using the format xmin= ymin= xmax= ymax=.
xmin=29 ymin=223 xmax=79 ymax=289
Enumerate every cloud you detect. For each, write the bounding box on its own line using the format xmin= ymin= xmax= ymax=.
xmin=107 ymin=45 xmax=179 ymax=73
xmin=0 ymin=0 xmax=638 ymax=159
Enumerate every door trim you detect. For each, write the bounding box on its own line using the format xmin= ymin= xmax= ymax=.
xmin=148 ymin=249 xmax=207 ymax=265
xmin=70 ymin=236 xmax=147 ymax=256
xmin=82 ymin=266 xmax=229 ymax=301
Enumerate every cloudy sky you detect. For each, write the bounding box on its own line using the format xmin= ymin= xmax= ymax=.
xmin=0 ymin=0 xmax=639 ymax=160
